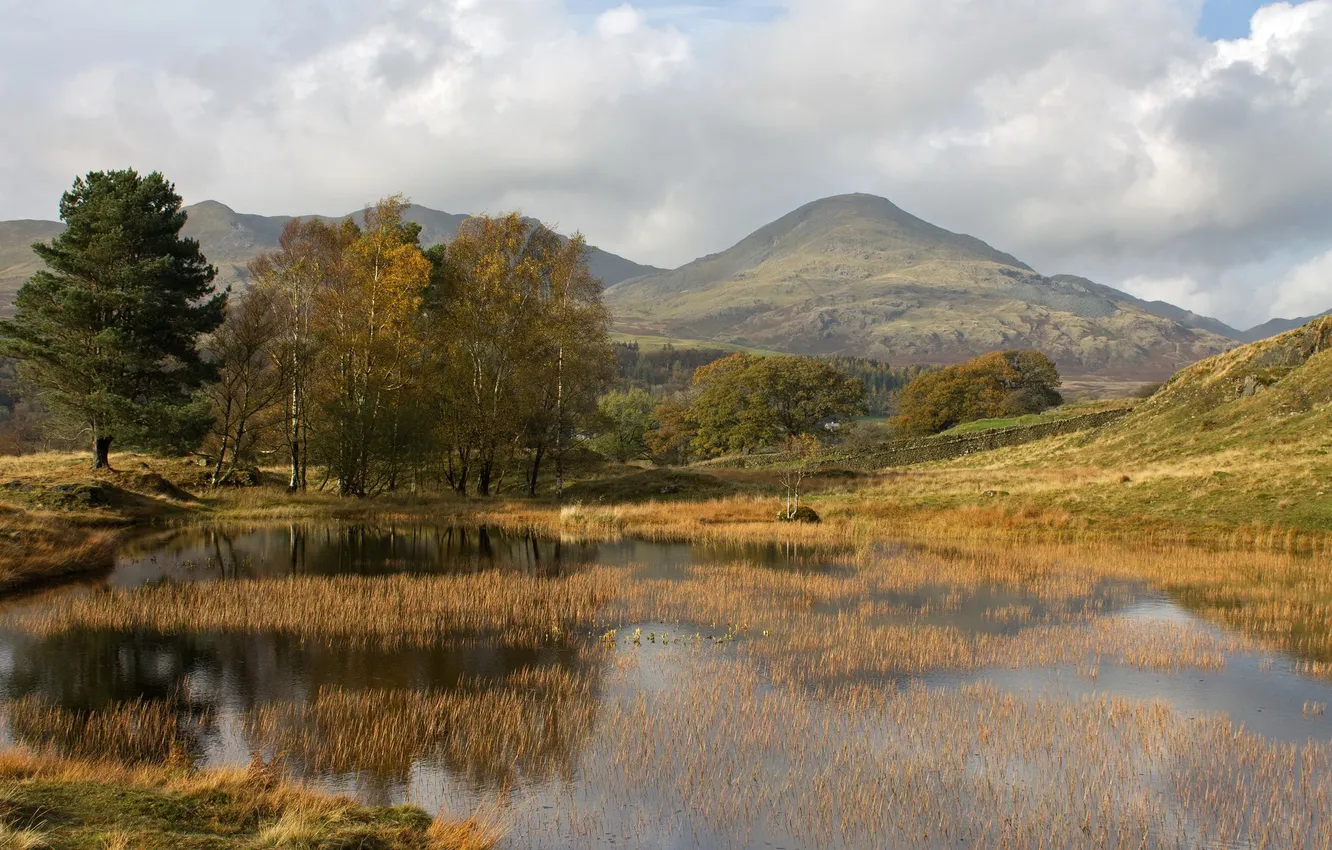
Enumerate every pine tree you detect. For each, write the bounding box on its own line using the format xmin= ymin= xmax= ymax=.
xmin=0 ymin=170 xmax=227 ymax=468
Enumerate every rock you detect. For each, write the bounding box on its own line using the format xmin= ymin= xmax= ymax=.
xmin=1239 ymin=375 xmax=1268 ymax=398
xmin=48 ymin=483 xmax=117 ymax=509
xmin=218 ymin=467 xmax=263 ymax=488
xmin=778 ymin=505 xmax=822 ymax=524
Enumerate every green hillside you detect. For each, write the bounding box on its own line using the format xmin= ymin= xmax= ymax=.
xmin=909 ymin=316 xmax=1332 ymax=533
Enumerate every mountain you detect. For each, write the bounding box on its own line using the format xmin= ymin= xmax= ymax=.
xmin=607 ymin=194 xmax=1238 ymax=378
xmin=3 ymin=192 xmax=1323 ymax=378
xmin=0 ymin=201 xmax=663 ymax=312
xmin=0 ymin=219 xmax=64 ymax=312
xmin=1235 ymin=310 xmax=1332 ymax=343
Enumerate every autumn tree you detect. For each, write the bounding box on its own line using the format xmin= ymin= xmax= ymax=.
xmin=646 ymin=396 xmax=697 ymax=465
xmin=311 ymin=196 xmax=430 ymax=497
xmin=684 ymin=354 xmax=866 ymax=458
xmin=426 ymin=215 xmax=612 ymax=497
xmin=0 ymin=170 xmax=226 ymax=468
xmin=521 ymin=227 xmax=614 ymax=496
xmin=203 ymin=286 xmax=287 ymax=485
xmin=248 ymin=216 xmax=359 ymax=490
xmin=894 ymin=350 xmax=1063 ymax=436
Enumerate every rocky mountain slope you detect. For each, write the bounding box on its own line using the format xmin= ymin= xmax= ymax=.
xmin=1071 ymin=315 xmax=1332 ymax=465
xmin=607 ymin=194 xmax=1244 ymax=378
xmin=0 ymin=201 xmax=662 ymax=311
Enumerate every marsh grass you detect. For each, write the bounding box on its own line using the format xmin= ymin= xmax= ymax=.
xmin=0 ymin=510 xmax=118 ymax=592
xmin=245 ymin=667 xmax=598 ymax=785
xmin=15 ymin=570 xmax=615 ymax=649
xmin=537 ymin=657 xmax=1332 ymax=849
xmin=5 ymin=694 xmax=207 ymax=766
xmin=7 ymin=529 xmax=1332 ymax=846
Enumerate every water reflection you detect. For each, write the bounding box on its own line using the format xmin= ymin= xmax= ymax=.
xmin=107 ymin=523 xmax=843 ymax=588
xmin=5 ymin=524 xmax=1332 ymax=847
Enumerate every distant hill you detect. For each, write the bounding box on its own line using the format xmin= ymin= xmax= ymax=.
xmin=0 ymin=220 xmax=64 ymax=312
xmin=0 ymin=201 xmax=663 ymax=311
xmin=1234 ymin=310 xmax=1332 ymax=343
xmin=607 ymin=194 xmax=1237 ymax=378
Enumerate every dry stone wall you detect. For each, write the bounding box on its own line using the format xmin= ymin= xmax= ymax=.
xmin=707 ymin=408 xmax=1132 ymax=471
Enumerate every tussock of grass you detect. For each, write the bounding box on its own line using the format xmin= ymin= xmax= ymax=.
xmin=0 ymin=750 xmax=494 ymax=849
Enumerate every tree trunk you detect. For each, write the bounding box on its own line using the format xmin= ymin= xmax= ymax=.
xmin=92 ymin=436 xmax=113 ymax=470
xmin=527 ymin=444 xmax=545 ymax=497
xmin=288 ymin=375 xmax=301 ymax=492
xmin=554 ymin=343 xmax=565 ymax=500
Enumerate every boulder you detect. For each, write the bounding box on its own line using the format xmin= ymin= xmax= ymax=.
xmin=778 ymin=505 xmax=822 ymax=524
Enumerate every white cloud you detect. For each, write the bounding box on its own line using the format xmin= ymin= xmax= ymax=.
xmin=1121 ymin=274 xmax=1223 ymax=318
xmin=1 ymin=0 xmax=1330 ymax=327
xmin=1270 ymin=249 xmax=1332 ymax=319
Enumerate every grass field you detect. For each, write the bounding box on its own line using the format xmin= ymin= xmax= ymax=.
xmin=608 ymin=330 xmax=784 ymax=355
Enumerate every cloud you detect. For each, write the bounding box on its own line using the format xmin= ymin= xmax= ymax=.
xmin=1270 ymin=249 xmax=1332 ymax=319
xmin=0 ymin=0 xmax=1329 ymax=327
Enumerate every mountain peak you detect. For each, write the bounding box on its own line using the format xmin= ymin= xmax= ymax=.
xmin=606 ymin=194 xmax=1229 ymax=377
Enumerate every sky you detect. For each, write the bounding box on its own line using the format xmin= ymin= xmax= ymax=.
xmin=0 ymin=0 xmax=1328 ymax=328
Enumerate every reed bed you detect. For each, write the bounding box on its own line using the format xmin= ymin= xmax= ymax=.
xmin=13 ymin=570 xmax=616 ymax=649
xmin=488 ymin=493 xmax=1332 ymax=553
xmin=8 ymin=512 xmax=1332 ymax=846
xmin=245 ymin=667 xmax=598 ymax=785
xmin=11 ymin=532 xmax=1326 ymax=673
xmin=4 ymin=694 xmax=207 ymax=765
xmin=501 ymin=655 xmax=1332 ymax=849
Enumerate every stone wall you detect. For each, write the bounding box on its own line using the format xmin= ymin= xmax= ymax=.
xmin=708 ymin=407 xmax=1132 ymax=471
xmin=843 ymin=407 xmax=1131 ymax=469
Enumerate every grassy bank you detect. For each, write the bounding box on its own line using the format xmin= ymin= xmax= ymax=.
xmin=0 ymin=750 xmax=495 ymax=850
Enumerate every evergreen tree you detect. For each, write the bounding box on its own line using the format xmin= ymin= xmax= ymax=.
xmin=0 ymin=170 xmax=226 ymax=467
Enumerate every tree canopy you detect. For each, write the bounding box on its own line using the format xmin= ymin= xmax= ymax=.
xmin=894 ymin=350 xmax=1062 ymax=436
xmin=0 ymin=169 xmax=226 ymax=467
xmin=672 ymin=354 xmax=866 ymax=458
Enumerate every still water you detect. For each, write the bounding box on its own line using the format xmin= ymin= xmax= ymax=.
xmin=2 ymin=523 xmax=1330 ymax=847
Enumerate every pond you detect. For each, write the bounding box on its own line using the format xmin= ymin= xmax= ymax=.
xmin=2 ymin=523 xmax=1330 ymax=847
